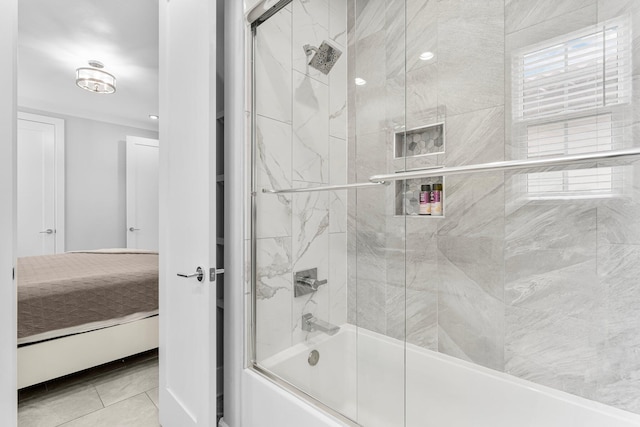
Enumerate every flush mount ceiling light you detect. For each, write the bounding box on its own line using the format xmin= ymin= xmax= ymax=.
xmin=149 ymin=114 xmax=159 ymax=120
xmin=76 ymin=60 xmax=116 ymax=94
xmin=355 ymin=77 xmax=367 ymax=86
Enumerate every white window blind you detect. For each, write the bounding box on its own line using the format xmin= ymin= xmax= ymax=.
xmin=512 ymin=18 xmax=631 ymax=200
xmin=513 ymin=19 xmax=631 ymax=121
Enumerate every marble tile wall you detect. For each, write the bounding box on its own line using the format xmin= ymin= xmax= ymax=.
xmin=253 ymin=0 xmax=348 ymax=362
xmin=345 ymin=0 xmax=640 ymax=416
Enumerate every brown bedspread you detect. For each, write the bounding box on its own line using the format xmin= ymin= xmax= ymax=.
xmin=17 ymin=251 xmax=158 ymax=339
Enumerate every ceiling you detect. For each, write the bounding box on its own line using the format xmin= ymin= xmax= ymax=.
xmin=18 ymin=0 xmax=159 ymax=131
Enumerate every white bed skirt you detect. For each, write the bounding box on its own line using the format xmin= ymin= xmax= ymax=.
xmin=18 ymin=315 xmax=159 ymax=389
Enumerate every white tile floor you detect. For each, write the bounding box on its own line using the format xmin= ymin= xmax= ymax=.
xmin=18 ymin=350 xmax=159 ymax=427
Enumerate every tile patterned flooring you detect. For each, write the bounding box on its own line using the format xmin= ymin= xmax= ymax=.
xmin=18 ymin=349 xmax=159 ymax=427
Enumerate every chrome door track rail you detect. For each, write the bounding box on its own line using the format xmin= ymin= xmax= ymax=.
xmin=370 ymin=147 xmax=640 ymax=183
xmin=262 ymin=181 xmax=388 ymax=195
xmin=262 ymin=148 xmax=640 ymax=194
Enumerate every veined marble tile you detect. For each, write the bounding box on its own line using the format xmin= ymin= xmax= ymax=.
xmin=596 ymin=373 xmax=640 ymax=415
xmin=385 ymin=284 xmax=406 ymax=341
xmin=437 ymin=174 xmax=505 ymax=300
xmin=293 ymin=70 xmax=330 ymax=183
xmin=505 ymin=0 xmax=596 ymax=34
xmin=354 ymin=0 xmax=385 ymax=40
xmin=438 ymin=248 xmax=505 ymax=371
xmin=329 ymin=49 xmax=347 ymax=140
xmin=354 ymin=31 xmax=387 ymax=136
xmin=330 ymin=189 xmax=347 ymax=233
xmin=505 ymin=259 xmax=601 ymax=321
xmin=445 ymin=106 xmax=505 ymax=166
xmin=505 ymin=305 xmax=601 ymax=401
xmin=406 ymin=0 xmax=437 ymax=73
xmin=353 ymin=230 xmax=387 ymax=334
xmin=598 ymin=244 xmax=640 ymax=392
xmin=255 ymin=190 xmax=291 ymax=239
xmin=386 ymin=284 xmax=438 ymax=351
xmin=329 ymin=232 xmax=347 ymax=326
xmin=505 ymin=203 xmax=596 ymax=283
xmin=329 ymin=135 xmax=347 ymax=234
xmin=329 ymin=0 xmax=347 ymax=47
xmin=437 ymin=0 xmax=504 ymax=116
xmin=405 ymin=64 xmax=438 ymax=131
xmin=292 ymin=185 xmax=330 ymax=267
xmin=255 ymin=7 xmax=292 ymax=124
xmin=256 ymin=237 xmax=293 ymax=361
xmin=384 ymin=0 xmax=405 ymax=82
xmin=293 ymin=0 xmax=330 ymax=84
xmin=256 ymin=114 xmax=292 ymax=190
xmin=405 ymin=218 xmax=438 ymax=292
xmin=597 ymin=176 xmax=640 ymax=245
xmin=329 ymin=136 xmax=347 ymax=185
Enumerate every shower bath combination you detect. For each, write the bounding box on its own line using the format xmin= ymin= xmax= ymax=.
xmin=303 ymin=40 xmax=342 ymax=74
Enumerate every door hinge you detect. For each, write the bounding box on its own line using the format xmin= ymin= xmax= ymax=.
xmin=12 ymin=267 xmax=15 ymax=280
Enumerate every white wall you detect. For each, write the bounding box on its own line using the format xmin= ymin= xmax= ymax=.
xmin=19 ymin=109 xmax=158 ymax=251
xmin=0 ymin=0 xmax=17 ymax=424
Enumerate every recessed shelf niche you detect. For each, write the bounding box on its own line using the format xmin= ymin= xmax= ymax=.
xmin=395 ymin=176 xmax=445 ymax=217
xmin=394 ymin=122 xmax=444 ymax=158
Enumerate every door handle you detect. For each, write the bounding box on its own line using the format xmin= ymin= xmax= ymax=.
xmin=177 ymin=266 xmax=204 ymax=282
xmin=39 ymin=229 xmax=54 ymax=234
xmin=129 ymin=227 xmax=141 ymax=232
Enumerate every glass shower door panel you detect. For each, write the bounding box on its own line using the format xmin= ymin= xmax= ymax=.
xmin=253 ymin=0 xmax=358 ymax=421
xmin=351 ymin=0 xmax=408 ymax=425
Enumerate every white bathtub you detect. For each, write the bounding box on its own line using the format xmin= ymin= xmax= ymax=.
xmin=260 ymin=324 xmax=640 ymax=427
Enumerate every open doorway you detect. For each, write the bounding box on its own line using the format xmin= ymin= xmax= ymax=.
xmin=16 ymin=0 xmax=161 ymax=425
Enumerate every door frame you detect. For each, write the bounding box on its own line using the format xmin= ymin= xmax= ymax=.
xmin=0 ymin=0 xmax=17 ymax=424
xmin=17 ymin=111 xmax=65 ymax=254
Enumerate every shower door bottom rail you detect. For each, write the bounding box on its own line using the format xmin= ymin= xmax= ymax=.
xmin=261 ymin=148 xmax=640 ymax=195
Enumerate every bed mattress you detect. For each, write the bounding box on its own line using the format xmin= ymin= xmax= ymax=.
xmin=17 ymin=250 xmax=158 ymax=343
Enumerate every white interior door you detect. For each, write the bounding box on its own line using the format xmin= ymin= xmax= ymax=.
xmin=16 ymin=112 xmax=64 ymax=257
xmin=126 ymin=136 xmax=159 ymax=251
xmin=159 ymin=0 xmax=218 ymax=425
xmin=0 ymin=0 xmax=17 ymax=423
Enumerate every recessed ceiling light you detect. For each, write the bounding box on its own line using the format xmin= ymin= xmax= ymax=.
xmin=419 ymin=51 xmax=435 ymax=61
xmin=355 ymin=77 xmax=367 ymax=86
xmin=149 ymin=115 xmax=159 ymax=120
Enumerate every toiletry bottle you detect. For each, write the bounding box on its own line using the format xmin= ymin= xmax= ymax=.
xmin=419 ymin=184 xmax=431 ymax=215
xmin=431 ymin=183 xmax=443 ymax=216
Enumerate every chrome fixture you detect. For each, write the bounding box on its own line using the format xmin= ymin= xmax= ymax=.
xmin=303 ymin=40 xmax=342 ymax=74
xmin=294 ymin=268 xmax=327 ymax=297
xmin=76 ymin=60 xmax=116 ymax=94
xmin=263 ymin=148 xmax=640 ymax=195
xmin=177 ymin=266 xmax=204 ymax=282
xmin=263 ymin=180 xmax=389 ymax=195
xmin=308 ymin=350 xmax=320 ymax=366
xmin=302 ymin=313 xmax=340 ymax=336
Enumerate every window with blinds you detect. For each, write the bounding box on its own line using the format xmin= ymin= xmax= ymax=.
xmin=512 ymin=18 xmax=631 ymax=199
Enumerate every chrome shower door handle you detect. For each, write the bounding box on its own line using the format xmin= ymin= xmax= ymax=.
xmin=129 ymin=227 xmax=141 ymax=232
xmin=177 ymin=266 xmax=204 ymax=282
xmin=39 ymin=229 xmax=54 ymax=234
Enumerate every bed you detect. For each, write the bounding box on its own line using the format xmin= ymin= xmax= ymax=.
xmin=17 ymin=249 xmax=159 ymax=388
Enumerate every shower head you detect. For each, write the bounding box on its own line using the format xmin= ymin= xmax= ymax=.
xmin=303 ymin=40 xmax=342 ymax=75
